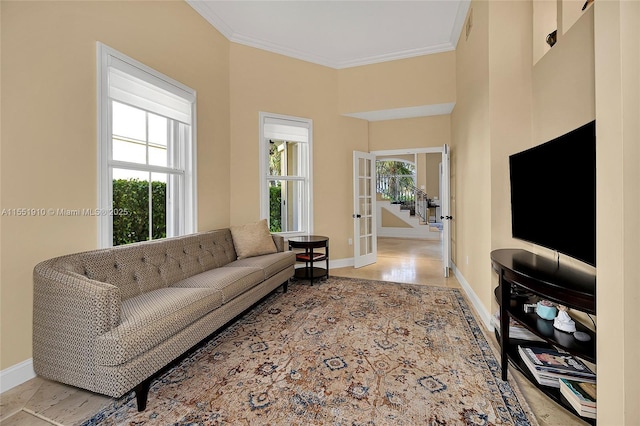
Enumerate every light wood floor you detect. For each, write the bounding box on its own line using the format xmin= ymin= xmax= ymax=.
xmin=1 ymin=237 xmax=585 ymax=425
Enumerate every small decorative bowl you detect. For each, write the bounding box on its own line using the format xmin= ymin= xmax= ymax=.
xmin=536 ymin=301 xmax=557 ymax=320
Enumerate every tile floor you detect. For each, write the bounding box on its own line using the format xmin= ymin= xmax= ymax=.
xmin=1 ymin=237 xmax=586 ymax=425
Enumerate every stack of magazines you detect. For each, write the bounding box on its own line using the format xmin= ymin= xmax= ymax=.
xmin=491 ymin=311 xmax=544 ymax=342
xmin=518 ymin=345 xmax=596 ymax=388
xmin=559 ymin=378 xmax=596 ymax=419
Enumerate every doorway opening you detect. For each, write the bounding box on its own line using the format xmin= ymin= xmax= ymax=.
xmin=353 ymin=146 xmax=451 ymax=277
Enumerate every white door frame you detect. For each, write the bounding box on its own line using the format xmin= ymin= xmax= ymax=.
xmin=370 ymin=145 xmax=451 ymax=277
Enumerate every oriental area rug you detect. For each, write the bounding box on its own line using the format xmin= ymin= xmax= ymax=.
xmin=82 ymin=277 xmax=538 ymax=425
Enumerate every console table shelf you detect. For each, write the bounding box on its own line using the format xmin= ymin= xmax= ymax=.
xmin=491 ymin=249 xmax=596 ymax=424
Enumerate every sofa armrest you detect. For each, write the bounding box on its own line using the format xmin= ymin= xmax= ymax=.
xmin=33 ymin=260 xmax=121 ymax=382
xmin=271 ymin=234 xmax=285 ymax=252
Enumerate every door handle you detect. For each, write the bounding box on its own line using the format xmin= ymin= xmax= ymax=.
xmin=353 ymin=214 xmax=362 ymax=218
xmin=440 ymin=215 xmax=453 ymax=220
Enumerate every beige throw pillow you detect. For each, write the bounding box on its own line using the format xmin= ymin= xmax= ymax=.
xmin=230 ymin=219 xmax=277 ymax=259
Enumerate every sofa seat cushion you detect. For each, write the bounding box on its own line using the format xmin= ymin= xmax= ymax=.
xmin=227 ymin=251 xmax=296 ymax=280
xmin=95 ymin=288 xmax=223 ymax=367
xmin=171 ymin=266 xmax=264 ymax=304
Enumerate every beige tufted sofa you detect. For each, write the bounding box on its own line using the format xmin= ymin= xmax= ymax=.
xmin=32 ymin=228 xmax=295 ymax=410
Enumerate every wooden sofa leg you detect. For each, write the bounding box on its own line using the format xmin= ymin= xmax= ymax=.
xmin=134 ymin=379 xmax=151 ymax=412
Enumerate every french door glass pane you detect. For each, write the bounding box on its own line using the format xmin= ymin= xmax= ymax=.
xmin=359 ymin=217 xmax=371 ymax=237
xmin=359 ymin=177 xmax=371 ymax=197
xmin=359 ymin=197 xmax=371 ymax=215
xmin=359 ymin=235 xmax=372 ymax=256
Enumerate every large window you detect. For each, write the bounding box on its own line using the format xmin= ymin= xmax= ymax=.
xmin=98 ymin=43 xmax=196 ymax=247
xmin=259 ymin=113 xmax=312 ymax=235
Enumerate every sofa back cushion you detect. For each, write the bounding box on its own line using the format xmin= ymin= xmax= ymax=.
xmin=52 ymin=229 xmax=238 ymax=300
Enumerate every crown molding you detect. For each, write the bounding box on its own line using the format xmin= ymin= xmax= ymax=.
xmin=187 ymin=0 xmax=470 ymax=70
xmin=334 ymin=44 xmax=456 ymax=70
xmin=187 ymin=0 xmax=235 ymax=40
xmin=451 ymin=0 xmax=472 ymax=48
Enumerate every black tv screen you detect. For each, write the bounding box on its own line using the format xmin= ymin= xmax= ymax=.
xmin=509 ymin=120 xmax=596 ymax=266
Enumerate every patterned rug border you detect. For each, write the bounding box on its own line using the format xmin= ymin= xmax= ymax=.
xmin=81 ymin=277 xmax=539 ymax=425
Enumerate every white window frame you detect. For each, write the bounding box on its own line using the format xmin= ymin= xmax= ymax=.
xmin=259 ymin=112 xmax=313 ymax=237
xmin=97 ymin=43 xmax=197 ymax=247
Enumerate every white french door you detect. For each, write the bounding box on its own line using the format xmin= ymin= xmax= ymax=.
xmin=353 ymin=151 xmax=377 ymax=268
xmin=441 ymin=145 xmax=451 ymax=277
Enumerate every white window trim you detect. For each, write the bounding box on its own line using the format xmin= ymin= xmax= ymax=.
xmin=259 ymin=112 xmax=313 ymax=237
xmin=97 ymin=42 xmax=197 ymax=247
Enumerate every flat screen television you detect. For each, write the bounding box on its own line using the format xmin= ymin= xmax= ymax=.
xmin=509 ymin=120 xmax=596 ymax=267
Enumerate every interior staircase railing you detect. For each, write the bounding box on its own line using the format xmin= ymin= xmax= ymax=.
xmin=376 ymin=175 xmax=429 ymax=223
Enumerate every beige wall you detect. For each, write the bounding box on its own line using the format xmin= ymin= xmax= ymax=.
xmin=533 ymin=0 xmax=557 ymax=64
xmin=228 ymin=43 xmax=369 ymax=261
xmin=337 ymin=52 xmax=456 ymax=114
xmin=533 ymin=6 xmax=595 ymax=147
xmin=381 ymin=209 xmax=412 ymax=228
xmin=0 ymin=1 xmax=230 ymax=369
xmin=489 ymin=2 xmax=533 ymax=257
xmin=368 ymin=115 xmax=450 ymax=152
xmin=425 ymin=154 xmax=441 ymax=199
xmin=594 ymin=1 xmax=640 ymax=422
xmin=451 ymin=0 xmax=491 ymax=308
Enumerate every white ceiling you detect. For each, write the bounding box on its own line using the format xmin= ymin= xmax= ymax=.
xmin=187 ymin=0 xmax=470 ymax=70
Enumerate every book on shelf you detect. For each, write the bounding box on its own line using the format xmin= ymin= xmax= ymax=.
xmin=518 ymin=346 xmax=596 ymax=388
xmin=295 ymin=253 xmax=325 ymax=262
xmin=491 ymin=311 xmax=544 ymax=342
xmin=560 ymin=379 xmax=596 ymax=419
xmin=519 ymin=346 xmax=596 ymax=378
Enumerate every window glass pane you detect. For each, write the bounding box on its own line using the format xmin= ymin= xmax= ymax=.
xmin=150 ymin=173 xmax=167 ymax=241
xmin=111 ymin=170 xmax=169 ymax=246
xmin=268 ymin=140 xmax=305 ymax=177
xmin=113 ymin=138 xmax=146 ymax=164
xmin=112 ymin=101 xmax=146 ymax=141
xmin=285 ymin=141 xmax=304 ymax=176
xmin=269 ymin=141 xmax=284 ymax=176
xmin=148 ymin=145 xmax=167 ymax=167
xmin=267 ymin=179 xmax=303 ymax=233
xmin=112 ymin=169 xmax=150 ymax=246
xmin=148 ymin=113 xmax=168 ymax=146
xmin=268 ymin=180 xmax=282 ymax=232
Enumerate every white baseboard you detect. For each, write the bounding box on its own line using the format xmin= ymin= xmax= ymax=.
xmin=451 ymin=262 xmax=493 ymax=332
xmin=328 ymin=257 xmax=354 ymax=269
xmin=1 ymin=358 xmax=36 ymax=394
